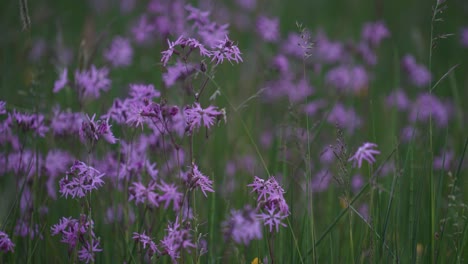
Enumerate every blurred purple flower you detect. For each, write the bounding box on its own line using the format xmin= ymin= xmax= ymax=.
xmin=310 ymin=169 xmax=332 ymax=192
xmin=163 ymin=61 xmax=196 ymax=87
xmin=256 ymin=16 xmax=280 ymax=42
xmin=50 ymin=107 xmax=82 ymax=136
xmin=400 ymin=126 xmax=418 ymax=142
xmin=104 ymin=36 xmax=133 ymax=67
xmin=129 ymin=181 xmax=160 ymax=207
xmin=361 ymin=21 xmax=390 ymax=46
xmin=53 ymin=68 xmax=68 ymax=93
xmin=326 ymin=65 xmax=369 ymax=94
xmin=59 ymin=161 xmax=105 ymax=199
xmin=236 ymin=0 xmax=257 ymax=11
xmin=351 ymin=174 xmax=364 ymax=192
xmin=157 ymin=181 xmax=183 ymax=211
xmin=222 ymin=205 xmax=262 ymax=245
xmin=132 ymin=15 xmax=155 ymax=44
xmin=133 ymin=232 xmax=159 ymax=257
xmin=409 ymin=93 xmax=450 ymax=127
xmin=315 ymin=32 xmax=344 ymax=63
xmin=0 ymin=101 xmax=6 ymax=115
xmin=11 ymin=111 xmax=49 ymax=137
xmin=433 ymin=149 xmax=454 ymax=170
xmin=327 ymin=104 xmax=362 ymax=133
xmin=348 ymin=142 xmax=380 ymax=168
xmin=75 ymin=65 xmax=111 ymax=99
xmin=460 ymin=27 xmax=468 ymax=47
xmin=386 ymin=88 xmax=410 ymax=111
xmin=129 ymin=83 xmax=161 ymax=100
xmin=160 ymin=218 xmax=195 ymax=261
xmin=401 ymin=54 xmax=431 ymax=87
xmin=0 ymin=230 xmax=15 ymax=253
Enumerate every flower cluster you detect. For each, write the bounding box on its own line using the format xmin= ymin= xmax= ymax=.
xmin=222 ymin=205 xmax=262 ymax=245
xmin=159 ymin=218 xmax=195 ymax=261
xmin=51 ymin=215 xmax=102 ymax=263
xmin=0 ymin=230 xmax=15 ymax=253
xmin=248 ymin=176 xmax=290 ymax=232
xmin=59 ymin=161 xmax=105 ymax=199
xmin=79 ymin=114 xmax=117 ymax=145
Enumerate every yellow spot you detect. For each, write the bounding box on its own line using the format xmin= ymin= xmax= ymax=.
xmin=251 ymin=257 xmax=261 ymax=264
xmin=416 ymin=243 xmax=424 ymax=257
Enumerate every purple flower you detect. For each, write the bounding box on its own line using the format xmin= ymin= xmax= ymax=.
xmin=211 ymin=35 xmax=243 ymax=65
xmin=236 ymin=0 xmax=257 ymax=11
xmin=282 ymin=32 xmax=312 ymax=59
xmin=186 ymin=163 xmax=214 ymax=197
xmin=51 ymin=215 xmax=96 ymax=250
xmin=50 ymin=107 xmax=82 ymax=136
xmin=248 ymin=176 xmax=289 ymax=217
xmin=185 ymin=5 xmax=210 ymax=28
xmin=326 ymin=65 xmax=369 ymax=94
xmin=161 ymin=36 xmax=185 ymax=66
xmin=460 ymin=27 xmax=468 ymax=47
xmin=74 ymin=65 xmax=111 ymax=99
xmin=11 ymin=111 xmax=49 ymax=137
xmin=163 ymin=61 xmax=196 ymax=87
xmin=361 ymin=21 xmax=390 ymax=46
xmin=53 ymin=68 xmax=68 ymax=93
xmin=256 ymin=16 xmax=280 ymax=42
xmin=348 ymin=142 xmax=380 ymax=168
xmin=0 ymin=101 xmax=6 ymax=115
xmin=401 ymin=54 xmax=431 ymax=87
xmin=129 ymin=83 xmax=161 ymax=100
xmin=385 ymin=88 xmax=410 ymax=111
xmin=310 ymin=169 xmax=333 ymax=192
xmin=128 ymin=181 xmax=159 ymax=207
xmin=409 ymin=93 xmax=450 ymax=127
xmin=132 ymin=15 xmax=155 ymax=44
xmin=259 ymin=207 xmax=287 ymax=232
xmin=59 ymin=161 xmax=105 ymax=199
xmin=157 ymin=181 xmax=183 ymax=211
xmin=0 ymin=230 xmax=15 ymax=253
xmin=79 ymin=114 xmax=117 ymax=144
xmin=104 ymin=36 xmax=133 ymax=67
xmin=433 ymin=149 xmax=454 ymax=170
xmin=327 ymin=104 xmax=362 ymax=133
xmin=133 ymin=232 xmax=159 ymax=256
xmin=184 ymin=103 xmax=223 ymax=133
xmin=160 ymin=218 xmax=195 ymax=261
xmin=78 ymin=240 xmax=102 ymax=263
xmin=315 ymin=32 xmax=344 ymax=63
xmin=222 ymin=205 xmax=262 ymax=245
xmin=351 ymin=174 xmax=364 ymax=192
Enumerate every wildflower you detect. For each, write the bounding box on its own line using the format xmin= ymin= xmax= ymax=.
xmin=133 ymin=232 xmax=159 ymax=256
xmin=327 ymin=104 xmax=362 ymax=133
xmin=128 ymin=181 xmax=159 ymax=207
xmin=157 ymin=181 xmax=183 ymax=211
xmin=256 ymin=16 xmax=280 ymax=42
xmin=184 ymin=103 xmax=223 ymax=133
xmin=0 ymin=230 xmax=15 ymax=253
xmin=401 ymin=55 xmax=431 ymax=88
xmin=211 ymin=35 xmax=243 ymax=65
xmin=310 ymin=169 xmax=333 ymax=192
xmin=53 ymin=68 xmax=68 ymax=93
xmin=11 ymin=111 xmax=49 ymax=137
xmin=0 ymin=101 xmax=6 ymax=115
xmin=78 ymin=240 xmax=103 ymax=264
xmin=104 ymin=36 xmax=133 ymax=67
xmin=361 ymin=21 xmax=390 ymax=46
xmin=129 ymin=83 xmax=160 ymax=99
xmin=409 ymin=93 xmax=451 ymax=127
xmin=222 ymin=205 xmax=262 ymax=245
xmin=258 ymin=207 xmax=287 ymax=232
xmin=161 ymin=36 xmax=185 ymax=66
xmin=160 ymin=218 xmax=195 ymax=261
xmin=74 ymin=65 xmax=111 ymax=99
xmin=51 ymin=215 xmax=96 ymax=249
xmin=132 ymin=15 xmax=155 ymax=44
xmin=163 ymin=61 xmax=196 ymax=87
xmin=385 ymin=88 xmax=410 ymax=111
xmin=59 ymin=161 xmax=105 ymax=199
xmin=325 ymin=65 xmax=368 ymax=94
xmin=460 ymin=27 xmax=468 ymax=47
xmin=348 ymin=142 xmax=380 ymax=168
xmin=50 ymin=107 xmax=82 ymax=136
xmin=351 ymin=174 xmax=364 ymax=192
xmin=79 ymin=114 xmax=117 ymax=144
xmin=186 ymin=163 xmax=214 ymax=197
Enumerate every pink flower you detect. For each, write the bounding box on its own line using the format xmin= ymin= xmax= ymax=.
xmin=348 ymin=142 xmax=380 ymax=168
